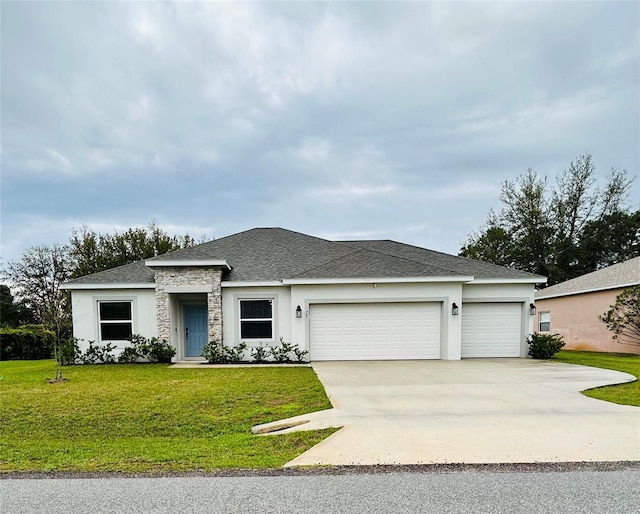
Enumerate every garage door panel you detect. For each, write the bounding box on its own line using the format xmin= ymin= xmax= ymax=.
xmin=310 ymin=302 xmax=441 ymax=361
xmin=462 ymin=303 xmax=522 ymax=358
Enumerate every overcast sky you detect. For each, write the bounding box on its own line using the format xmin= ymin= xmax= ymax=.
xmin=2 ymin=1 xmax=639 ymax=266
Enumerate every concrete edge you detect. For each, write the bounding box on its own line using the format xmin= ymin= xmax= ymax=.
xmin=170 ymin=363 xmax=311 ymax=369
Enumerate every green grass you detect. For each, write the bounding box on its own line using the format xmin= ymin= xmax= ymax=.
xmin=553 ymin=350 xmax=640 ymax=406
xmin=0 ymin=360 xmax=335 ymax=473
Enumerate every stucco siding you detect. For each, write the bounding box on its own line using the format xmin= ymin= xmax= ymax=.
xmin=70 ymin=288 xmax=158 ymax=354
xmin=535 ymin=288 xmax=640 ymax=354
xmin=291 ymin=282 xmax=463 ymax=360
xmin=221 ymin=286 xmax=292 ymax=357
xmin=462 ymin=282 xmax=536 ymax=346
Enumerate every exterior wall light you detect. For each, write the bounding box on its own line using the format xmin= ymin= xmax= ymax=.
xmin=452 ymin=303 xmax=459 ymax=316
xmin=295 ymin=305 xmax=303 ymax=319
xmin=529 ymin=303 xmax=536 ymax=316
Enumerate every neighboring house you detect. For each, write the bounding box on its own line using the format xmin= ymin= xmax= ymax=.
xmin=61 ymin=228 xmax=545 ymax=361
xmin=534 ymin=257 xmax=640 ymax=355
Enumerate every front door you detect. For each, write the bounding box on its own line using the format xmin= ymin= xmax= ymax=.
xmin=184 ymin=304 xmax=208 ymax=357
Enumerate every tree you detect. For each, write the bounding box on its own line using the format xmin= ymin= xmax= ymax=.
xmin=600 ymin=286 xmax=640 ymax=346
xmin=69 ymin=222 xmax=197 ymax=278
xmin=577 ymin=210 xmax=640 ymax=272
xmin=500 ymin=168 xmax=553 ymax=278
xmin=0 ymin=284 xmax=36 ymax=327
xmin=2 ymin=245 xmax=71 ymax=379
xmin=460 ymin=154 xmax=637 ymax=286
xmin=460 ymin=214 xmax=515 ymax=266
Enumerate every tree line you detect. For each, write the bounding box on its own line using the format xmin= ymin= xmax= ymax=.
xmin=459 ymin=154 xmax=639 ymax=286
xmin=1 ymin=223 xmax=199 ymax=335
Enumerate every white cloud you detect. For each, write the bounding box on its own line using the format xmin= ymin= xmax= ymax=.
xmin=1 ymin=1 xmax=638 ymax=265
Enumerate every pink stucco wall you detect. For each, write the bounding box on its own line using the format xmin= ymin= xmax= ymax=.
xmin=535 ymin=288 xmax=640 ymax=354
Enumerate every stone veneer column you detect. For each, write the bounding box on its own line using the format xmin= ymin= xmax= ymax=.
xmin=151 ymin=266 xmax=225 ymax=346
xmin=207 ymin=269 xmax=223 ymax=345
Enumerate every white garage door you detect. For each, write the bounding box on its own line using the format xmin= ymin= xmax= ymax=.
xmin=310 ymin=302 xmax=441 ymax=361
xmin=461 ymin=303 xmax=522 ymax=357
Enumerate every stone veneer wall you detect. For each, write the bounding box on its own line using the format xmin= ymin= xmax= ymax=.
xmin=151 ymin=266 xmax=224 ymax=346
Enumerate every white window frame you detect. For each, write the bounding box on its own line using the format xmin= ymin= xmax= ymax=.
xmin=539 ymin=311 xmax=551 ymax=332
xmin=98 ymin=300 xmax=133 ymax=342
xmin=238 ymin=298 xmax=274 ymax=340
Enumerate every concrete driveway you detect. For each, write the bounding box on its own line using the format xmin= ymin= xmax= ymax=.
xmin=252 ymin=359 xmax=640 ymax=466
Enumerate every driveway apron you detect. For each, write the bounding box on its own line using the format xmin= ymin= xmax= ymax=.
xmin=251 ymin=359 xmax=640 ymax=466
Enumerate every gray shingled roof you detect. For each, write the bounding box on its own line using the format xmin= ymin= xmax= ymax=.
xmin=535 ymin=256 xmax=640 ymax=299
xmin=343 ymin=240 xmax=544 ymax=280
xmin=148 ymin=228 xmax=357 ymax=281
xmin=290 ymin=248 xmax=463 ymax=279
xmin=64 ymin=227 xmax=545 ymax=286
xmin=64 ymin=260 xmax=155 ymax=285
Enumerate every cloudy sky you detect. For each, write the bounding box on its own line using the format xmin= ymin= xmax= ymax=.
xmin=2 ymin=1 xmax=639 ymax=265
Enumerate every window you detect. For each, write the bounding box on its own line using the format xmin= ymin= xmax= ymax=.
xmin=539 ymin=311 xmax=550 ymax=332
xmin=99 ymin=301 xmax=133 ymax=341
xmin=239 ymin=299 xmax=273 ymax=339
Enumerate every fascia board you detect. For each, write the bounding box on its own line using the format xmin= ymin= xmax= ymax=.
xmin=221 ymin=281 xmax=285 ymax=288
xmin=282 ymin=276 xmax=474 ymax=285
xmin=145 ymin=259 xmax=231 ymax=270
xmin=61 ymin=283 xmax=155 ymax=290
xmin=468 ymin=277 xmax=547 ymax=285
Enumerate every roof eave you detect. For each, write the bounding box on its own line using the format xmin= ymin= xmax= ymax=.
xmin=61 ymin=283 xmax=156 ymax=290
xmin=145 ymin=259 xmax=232 ymax=270
xmin=468 ymin=277 xmax=547 ymax=285
xmin=222 ymin=281 xmax=284 ymax=288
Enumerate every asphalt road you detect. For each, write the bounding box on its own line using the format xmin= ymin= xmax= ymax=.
xmin=2 ymin=466 xmax=639 ymax=514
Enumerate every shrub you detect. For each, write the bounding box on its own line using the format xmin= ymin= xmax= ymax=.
xmin=202 ymin=340 xmax=225 ymax=363
xmin=202 ymin=341 xmax=248 ymax=363
xmin=224 ymin=341 xmax=247 ymax=363
xmin=59 ymin=337 xmax=81 ymax=365
xmin=291 ymin=344 xmax=309 ymax=363
xmin=118 ymin=346 xmax=141 ymax=364
xmin=527 ymin=332 xmax=565 ymax=359
xmin=80 ymin=341 xmax=117 ymax=364
xmin=270 ymin=338 xmax=295 ymax=363
xmin=116 ymin=334 xmax=175 ymax=364
xmin=251 ymin=343 xmax=270 ymax=363
xmin=144 ymin=337 xmax=176 ymax=363
xmin=0 ymin=324 xmax=55 ymax=360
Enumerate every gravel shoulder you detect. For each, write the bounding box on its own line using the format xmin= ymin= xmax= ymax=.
xmin=2 ymin=460 xmax=639 ymax=480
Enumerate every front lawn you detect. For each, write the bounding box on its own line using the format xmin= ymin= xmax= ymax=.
xmin=0 ymin=360 xmax=335 ymax=473
xmin=553 ymin=350 xmax=640 ymax=406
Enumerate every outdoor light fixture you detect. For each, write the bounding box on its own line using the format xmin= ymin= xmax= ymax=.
xmin=452 ymin=303 xmax=459 ymax=316
xmin=295 ymin=305 xmax=302 ymax=318
xmin=529 ymin=303 xmax=536 ymax=316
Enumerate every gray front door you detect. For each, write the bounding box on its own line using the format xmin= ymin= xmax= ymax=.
xmin=184 ymin=304 xmax=208 ymax=357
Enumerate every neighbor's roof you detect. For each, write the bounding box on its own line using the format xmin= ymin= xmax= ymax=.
xmin=63 ymin=227 xmax=545 ymax=287
xmin=535 ymin=256 xmax=640 ymax=300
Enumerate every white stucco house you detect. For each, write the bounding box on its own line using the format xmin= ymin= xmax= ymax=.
xmin=61 ymin=227 xmax=546 ymax=361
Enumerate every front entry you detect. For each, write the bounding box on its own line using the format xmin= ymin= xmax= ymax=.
xmin=184 ymin=304 xmax=208 ymax=357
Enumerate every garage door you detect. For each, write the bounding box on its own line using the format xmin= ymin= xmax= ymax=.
xmin=461 ymin=303 xmax=522 ymax=357
xmin=310 ymin=302 xmax=441 ymax=361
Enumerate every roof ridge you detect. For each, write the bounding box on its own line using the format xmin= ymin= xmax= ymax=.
xmin=289 ymin=246 xmax=364 ymax=278
xmin=342 ymin=239 xmax=544 ymax=279
xmin=339 ymin=240 xmax=473 ymax=277
xmin=291 ymin=245 xmax=461 ymax=279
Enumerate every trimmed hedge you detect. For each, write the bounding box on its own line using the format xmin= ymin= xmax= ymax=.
xmin=527 ymin=332 xmax=565 ymax=359
xmin=0 ymin=325 xmax=55 ymax=360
